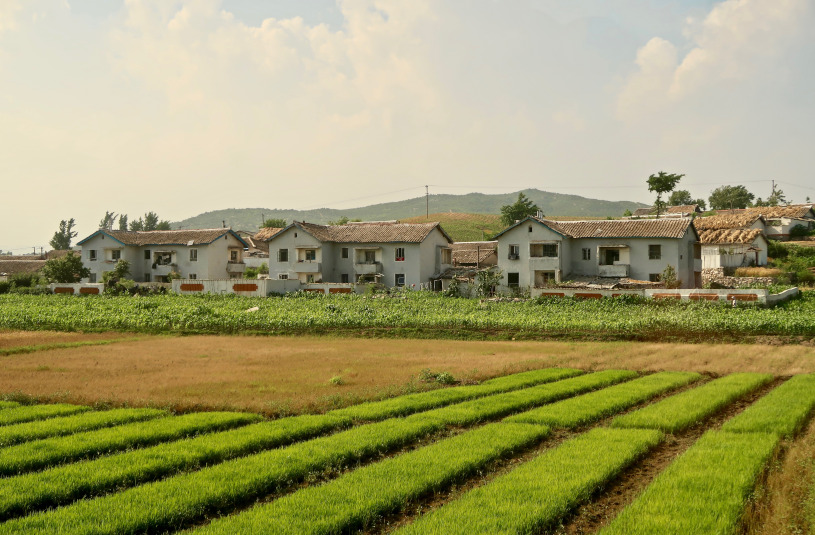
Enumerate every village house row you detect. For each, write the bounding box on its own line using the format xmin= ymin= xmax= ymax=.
xmin=66 ymin=204 xmax=815 ymax=293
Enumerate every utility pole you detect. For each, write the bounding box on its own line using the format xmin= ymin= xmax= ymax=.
xmin=425 ymin=185 xmax=429 ymax=219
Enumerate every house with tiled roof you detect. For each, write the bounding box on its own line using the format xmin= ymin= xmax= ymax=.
xmin=493 ymin=217 xmax=701 ymax=289
xmin=698 ymin=229 xmax=768 ymax=269
xmin=712 ymin=205 xmax=814 ymax=240
xmin=77 ymin=229 xmax=249 ymax=283
xmin=264 ymin=221 xmax=453 ymax=287
xmin=451 ymin=241 xmax=497 ymax=267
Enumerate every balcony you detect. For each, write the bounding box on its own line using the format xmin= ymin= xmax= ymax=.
xmin=294 ymin=261 xmax=321 ymax=273
xmin=598 ymin=264 xmax=630 ymax=277
xmin=227 ymin=261 xmax=246 ymax=274
xmin=529 ymin=257 xmax=559 ymax=270
xmin=355 ymin=262 xmax=382 ymax=275
xmin=151 ymin=264 xmax=175 ymax=276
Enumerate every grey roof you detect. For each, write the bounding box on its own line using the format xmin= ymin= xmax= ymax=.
xmin=78 ymin=229 xmax=249 ymax=248
xmin=278 ymin=221 xmax=452 ymax=244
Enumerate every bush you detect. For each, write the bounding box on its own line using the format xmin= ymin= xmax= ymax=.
xmin=418 ymin=369 xmax=458 ymax=385
xmin=8 ymin=286 xmax=51 ymax=295
xmin=9 ymin=273 xmax=40 ymax=288
xmin=244 ymin=267 xmax=259 ymax=279
xmin=0 ymin=281 xmax=10 ymax=295
xmin=789 ymin=224 xmax=813 ymax=238
xmin=734 ymin=267 xmax=782 ymax=278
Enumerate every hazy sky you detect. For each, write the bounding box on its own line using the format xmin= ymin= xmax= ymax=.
xmin=1 ymin=0 xmax=813 ymax=252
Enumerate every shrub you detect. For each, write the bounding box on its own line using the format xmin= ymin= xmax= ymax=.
xmin=734 ymin=267 xmax=783 ymax=278
xmin=8 ymin=273 xmax=39 ymax=288
xmin=0 ymin=281 xmax=11 ymax=295
xmin=244 ymin=267 xmax=259 ymax=279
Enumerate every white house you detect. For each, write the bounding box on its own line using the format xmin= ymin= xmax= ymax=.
xmin=264 ymin=221 xmax=453 ymax=288
xmin=77 ymin=229 xmax=249 ymax=283
xmin=493 ymin=217 xmax=701 ymax=289
xmin=698 ymin=229 xmax=768 ymax=269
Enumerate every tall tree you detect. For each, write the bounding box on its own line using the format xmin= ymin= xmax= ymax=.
xmin=667 ymin=190 xmax=693 ymax=206
xmin=129 ymin=212 xmax=171 ymax=231
xmin=41 ymin=252 xmax=90 ymax=283
xmin=647 ymin=172 xmax=684 ymax=218
xmin=500 ymin=193 xmax=540 ymax=226
xmin=262 ymin=218 xmax=288 ymax=228
xmin=708 ymin=185 xmax=755 ymax=210
xmin=118 ymin=214 xmax=128 ymax=231
xmin=49 ymin=218 xmax=77 ymax=250
xmin=98 ymin=211 xmax=116 ymax=230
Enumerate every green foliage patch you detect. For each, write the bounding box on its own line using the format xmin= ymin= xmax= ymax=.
xmin=0 ymin=404 xmax=90 ymax=427
xmin=721 ymin=374 xmax=815 ymax=437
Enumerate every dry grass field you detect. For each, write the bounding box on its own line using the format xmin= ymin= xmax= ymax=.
xmin=2 ymin=330 xmax=815 ymax=415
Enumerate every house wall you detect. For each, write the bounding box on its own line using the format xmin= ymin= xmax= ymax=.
xmin=496 ymin=222 xmax=565 ymax=289
xmin=701 ymin=237 xmax=768 ymax=269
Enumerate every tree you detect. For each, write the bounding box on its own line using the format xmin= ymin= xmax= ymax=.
xmin=49 ymin=218 xmax=77 ymax=250
xmin=99 ymin=211 xmax=116 ymax=230
xmin=647 ymin=172 xmax=684 ymax=218
xmin=262 ymin=218 xmax=288 ymax=228
xmin=41 ymin=252 xmax=90 ymax=283
xmin=767 ymin=188 xmax=787 ymax=206
xmin=500 ymin=193 xmax=540 ymax=226
xmin=695 ymin=198 xmax=707 ymax=211
xmin=708 ymin=185 xmax=755 ymax=210
xmin=118 ymin=214 xmax=128 ymax=231
xmin=129 ymin=212 xmax=171 ymax=231
xmin=667 ymin=190 xmax=693 ymax=206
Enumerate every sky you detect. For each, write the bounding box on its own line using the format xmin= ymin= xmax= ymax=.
xmin=1 ymin=0 xmax=813 ymax=252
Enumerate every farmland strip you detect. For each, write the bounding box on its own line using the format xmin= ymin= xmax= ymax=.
xmin=0 ymin=411 xmax=261 ymax=476
xmin=506 ymin=371 xmax=701 ymax=428
xmin=0 ymin=404 xmax=90 ymax=426
xmin=329 ymin=367 xmax=583 ymax=421
xmin=394 ymin=428 xmax=662 ymax=535
xmin=0 ymin=373 xmax=622 ymax=531
xmin=0 ymin=402 xmax=19 ymax=409
xmin=0 ymin=407 xmax=166 ymax=447
xmin=193 ymin=422 xmax=551 ymax=535
xmin=721 ymin=374 xmax=815 ymax=437
xmin=610 ymin=372 xmax=773 ymax=433
xmin=0 ymin=338 xmax=137 ymax=357
xmin=599 ymin=431 xmax=779 ymax=534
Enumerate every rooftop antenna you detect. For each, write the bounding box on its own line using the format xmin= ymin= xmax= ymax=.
xmin=222 ymin=220 xmax=226 ymax=228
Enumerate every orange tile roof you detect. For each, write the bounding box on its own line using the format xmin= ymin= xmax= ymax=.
xmin=452 ymin=241 xmax=497 ymax=264
xmin=693 ymin=214 xmax=764 ymax=231
xmin=716 ymin=204 xmax=815 ymax=219
xmin=541 ymin=218 xmax=694 ymax=239
xmin=698 ymin=229 xmax=765 ymax=245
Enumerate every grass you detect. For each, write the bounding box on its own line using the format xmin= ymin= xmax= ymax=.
xmin=721 ymin=374 xmax=815 ymax=437
xmin=0 ymin=411 xmax=260 ymax=476
xmin=0 ymin=338 xmax=138 ymax=356
xmin=734 ymin=267 xmax=784 ymax=278
xmin=0 ymin=401 xmax=19 ymax=409
xmin=329 ymin=368 xmax=582 ymax=421
xmin=0 ymin=403 xmax=90 ymax=426
xmin=395 ymin=428 xmax=663 ymax=534
xmin=0 ymin=407 xmax=165 ymax=447
xmin=400 ymin=213 xmax=504 ymax=242
xmin=600 ymin=431 xmax=780 ymax=534
xmin=506 ymin=371 xmax=701 ymax=428
xmin=192 ymin=423 xmax=550 ymax=534
xmin=610 ymin=373 xmax=773 ymax=433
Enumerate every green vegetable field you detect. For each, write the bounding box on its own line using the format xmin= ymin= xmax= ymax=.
xmin=1 ymin=292 xmax=814 ymax=340
xmin=0 ymin=368 xmax=813 ymax=533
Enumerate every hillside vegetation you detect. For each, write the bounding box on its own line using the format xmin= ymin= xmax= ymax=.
xmin=172 ymin=189 xmax=645 ymax=231
xmin=400 ymin=213 xmax=503 ymax=242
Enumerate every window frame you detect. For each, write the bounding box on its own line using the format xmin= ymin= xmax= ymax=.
xmin=89 ymin=250 xmax=97 ymax=262
xmin=507 ymin=272 xmax=520 ymax=287
xmin=395 ymin=247 xmax=405 ymax=262
xmin=508 ymin=244 xmax=520 ymax=260
xmin=111 ymin=249 xmax=121 ymax=261
xmin=144 ymin=250 xmax=151 ymax=260
xmin=582 ymin=248 xmax=591 ymax=261
xmin=395 ymin=273 xmax=406 ymax=287
xmin=649 ymin=244 xmax=662 ymax=260
xmin=189 ymin=249 xmax=198 ymax=262
xmin=278 ymin=249 xmax=289 ymax=262
xmin=341 ymin=247 xmax=349 ymax=259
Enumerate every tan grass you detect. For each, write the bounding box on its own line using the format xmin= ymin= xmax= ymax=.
xmin=0 ymin=330 xmax=130 ymax=349
xmin=734 ymin=267 xmax=783 ymax=278
xmin=2 ymin=334 xmax=815 ymax=415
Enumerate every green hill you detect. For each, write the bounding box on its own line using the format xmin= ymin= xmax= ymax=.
xmin=172 ymin=189 xmax=646 ymax=233
xmin=401 ymin=213 xmax=504 ymax=242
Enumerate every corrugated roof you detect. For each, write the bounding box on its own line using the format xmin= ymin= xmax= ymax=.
xmin=698 ymin=229 xmax=765 ymax=245
xmin=633 ymin=205 xmax=700 ymax=216
xmin=541 ymin=218 xmax=693 ymax=239
xmin=452 ymin=241 xmax=497 ymax=264
xmin=292 ymin=221 xmax=450 ymax=244
xmin=78 ymin=229 xmax=247 ymax=247
xmin=693 ymin=214 xmax=763 ymax=231
xmin=716 ymin=204 xmax=815 ymax=219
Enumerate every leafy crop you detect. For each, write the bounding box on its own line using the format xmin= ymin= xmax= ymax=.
xmin=507 ymin=371 xmax=701 ymax=428
xmin=721 ymin=374 xmax=815 ymax=437
xmin=193 ymin=423 xmax=549 ymax=534
xmin=0 ymin=404 xmax=90 ymax=426
xmin=0 ymin=408 xmax=165 ymax=447
xmin=0 ymin=401 xmax=19 ymax=409
xmin=396 ymin=428 xmax=663 ymax=534
xmin=611 ymin=373 xmax=773 ymax=433
xmin=600 ymin=431 xmax=779 ymax=535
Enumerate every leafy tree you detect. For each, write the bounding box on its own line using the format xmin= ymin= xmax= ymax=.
xmin=118 ymin=214 xmax=128 ymax=231
xmin=667 ymin=190 xmax=693 ymax=206
xmin=103 ymin=260 xmax=133 ymax=294
xmin=129 ymin=212 xmax=171 ymax=231
xmin=767 ymin=188 xmax=787 ymax=206
xmin=708 ymin=185 xmax=755 ymax=210
xmin=475 ymin=268 xmax=503 ymax=297
xmin=49 ymin=218 xmax=77 ymax=250
xmin=155 ymin=221 xmax=172 ymax=230
xmin=327 ymin=216 xmax=362 ymax=226
xmin=41 ymin=252 xmax=90 ymax=283
xmin=695 ymin=198 xmax=707 ymax=211
xmin=646 ymin=172 xmax=684 ymax=218
xmin=500 ymin=193 xmax=540 ymax=226
xmin=99 ymin=211 xmax=117 ymax=230
xmin=623 ymin=209 xmax=633 ymax=217
xmin=262 ymin=218 xmax=288 ymax=228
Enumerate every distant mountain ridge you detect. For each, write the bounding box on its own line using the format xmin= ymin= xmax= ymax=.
xmin=172 ymin=189 xmax=647 ymax=232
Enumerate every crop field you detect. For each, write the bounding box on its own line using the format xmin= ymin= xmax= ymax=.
xmin=0 ymin=369 xmax=814 ymax=534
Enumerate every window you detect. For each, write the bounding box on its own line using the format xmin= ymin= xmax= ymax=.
xmin=341 ymin=247 xmax=349 ymax=259
xmin=441 ymin=248 xmax=452 ymax=264
xmin=507 ymin=272 xmax=520 ymax=287
xmin=528 ymin=225 xmax=533 ymax=232
xmin=89 ymin=250 xmax=97 ymax=261
xmin=304 ymin=249 xmax=316 ymax=261
xmin=111 ymin=249 xmax=121 ymax=261
xmin=144 ymin=274 xmax=150 ymax=282
xmin=508 ymin=245 xmax=520 ymax=260
xmin=542 ymin=244 xmax=558 ymax=257
xmin=190 ymin=249 xmax=198 ymax=262
xmin=395 ymin=273 xmax=405 ymax=287
xmin=307 ymin=275 xmax=315 ymax=283
xmin=649 ymin=273 xmax=661 ymax=282
xmin=364 ymin=250 xmax=376 ymax=263
xmin=144 ymin=250 xmax=151 ymax=260
xmin=649 ymin=245 xmax=662 ymax=260
xmin=88 ymin=273 xmax=97 ymax=283
xmin=582 ymin=248 xmax=591 ymax=260
xmin=154 ymin=252 xmax=172 ymax=266
xmin=278 ymin=249 xmax=289 ymax=262
xmin=278 ymin=273 xmax=288 ymax=280
xmin=341 ymin=274 xmax=349 ymax=283
xmin=189 ymin=273 xmax=197 ymax=280
xmin=395 ymin=247 xmax=405 ymax=261
xmin=230 ymin=250 xmax=239 ymax=262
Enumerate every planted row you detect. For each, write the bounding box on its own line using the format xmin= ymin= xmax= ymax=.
xmin=0 ymin=411 xmax=259 ymax=476
xmin=330 ymin=367 xmax=582 ymax=421
xmin=0 ymin=373 xmax=619 ymax=531
xmin=194 ymin=423 xmax=550 ymax=534
xmin=722 ymin=374 xmax=815 ymax=437
xmin=600 ymin=431 xmax=779 ymax=534
xmin=396 ymin=428 xmax=663 ymax=534
xmin=611 ymin=372 xmax=772 ymax=433
xmin=0 ymin=407 xmax=166 ymax=448
xmin=0 ymin=401 xmax=19 ymax=409
xmin=507 ymin=371 xmax=700 ymax=428
xmin=0 ymin=404 xmax=90 ymax=426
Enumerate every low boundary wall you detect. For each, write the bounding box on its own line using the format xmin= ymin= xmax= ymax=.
xmin=171 ymin=279 xmax=358 ymax=296
xmin=49 ymin=283 xmax=104 ymax=295
xmin=532 ymin=286 xmax=799 ymax=305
